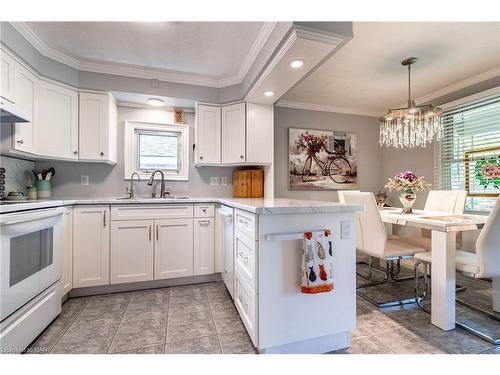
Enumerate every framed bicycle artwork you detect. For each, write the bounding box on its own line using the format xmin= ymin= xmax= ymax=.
xmin=289 ymin=128 xmax=358 ymax=190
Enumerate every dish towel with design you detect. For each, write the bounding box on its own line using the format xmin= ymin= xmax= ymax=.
xmin=301 ymin=230 xmax=334 ymax=294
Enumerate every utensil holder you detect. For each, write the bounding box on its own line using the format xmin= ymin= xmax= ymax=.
xmin=36 ymin=180 xmax=51 ymax=199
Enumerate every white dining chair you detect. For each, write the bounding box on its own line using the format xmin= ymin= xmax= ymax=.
xmin=413 ymin=198 xmax=500 ymax=344
xmin=343 ymin=191 xmax=429 ymax=307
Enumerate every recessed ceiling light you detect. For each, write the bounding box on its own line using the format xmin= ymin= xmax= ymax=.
xmin=290 ymin=59 xmax=304 ymax=68
xmin=147 ymin=98 xmax=165 ymax=107
xmin=264 ymin=91 xmax=275 ymax=97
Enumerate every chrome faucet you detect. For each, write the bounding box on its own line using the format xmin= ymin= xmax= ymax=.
xmin=147 ymin=170 xmax=169 ymax=198
xmin=127 ymin=172 xmax=140 ymax=198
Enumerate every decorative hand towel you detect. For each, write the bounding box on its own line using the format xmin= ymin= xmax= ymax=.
xmin=301 ymin=230 xmax=334 ymax=294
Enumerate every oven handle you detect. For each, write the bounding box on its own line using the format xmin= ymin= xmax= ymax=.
xmin=0 ymin=207 xmax=65 ymax=225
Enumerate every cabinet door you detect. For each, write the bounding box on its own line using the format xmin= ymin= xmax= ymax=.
xmin=79 ymin=92 xmax=108 ymax=161
xmin=222 ymin=102 xmax=246 ymax=164
xmin=38 ymin=80 xmax=79 ymax=159
xmin=0 ymin=49 xmax=16 ymax=103
xmin=246 ymin=103 xmax=273 ymax=164
xmin=60 ymin=207 xmax=73 ymax=297
xmin=194 ymin=218 xmax=215 ymax=275
xmin=154 ymin=218 xmax=193 ymax=280
xmin=12 ymin=63 xmax=38 ymax=153
xmin=195 ymin=104 xmax=221 ymax=164
xmin=73 ymin=206 xmax=110 ymax=288
xmin=110 ymin=220 xmax=154 ymax=284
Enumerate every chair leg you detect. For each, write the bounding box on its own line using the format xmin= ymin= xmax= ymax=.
xmin=357 ymin=260 xmax=417 ymax=308
xmin=455 ymin=298 xmax=500 ymax=322
xmin=389 ymin=259 xmax=414 ymax=282
xmin=414 ymin=261 xmax=431 ymax=313
xmin=356 ymin=256 xmax=386 ymax=280
xmin=455 ymin=322 xmax=500 ymax=345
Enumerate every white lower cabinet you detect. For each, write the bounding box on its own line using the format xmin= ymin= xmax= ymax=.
xmin=60 ymin=207 xmax=73 ymax=297
xmin=235 ymin=272 xmax=257 ymax=343
xmin=194 ymin=217 xmax=215 ymax=275
xmin=72 ymin=206 xmax=110 ymax=288
xmin=110 ymin=220 xmax=154 ymax=284
xmin=154 ymin=218 xmax=194 ymax=280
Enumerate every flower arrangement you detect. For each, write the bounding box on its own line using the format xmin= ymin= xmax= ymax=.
xmin=294 ymin=132 xmax=328 ymax=156
xmin=385 ymin=170 xmax=431 ymax=192
xmin=475 ymin=159 xmax=500 ymax=190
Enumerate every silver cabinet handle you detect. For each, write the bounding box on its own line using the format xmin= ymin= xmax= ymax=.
xmin=240 ymin=155 xmax=244 ymax=159
xmin=199 ymin=156 xmax=203 ymax=160
xmin=199 ymin=219 xmax=210 ymax=225
xmin=100 ymin=152 xmax=104 ymax=156
xmin=238 ymin=218 xmax=248 ymax=225
xmin=103 ymin=210 xmax=106 ymax=227
xmin=17 ymin=140 xmax=24 ymax=144
xmin=149 ymin=226 xmax=152 ymax=241
xmin=73 ymin=150 xmax=78 ymax=155
xmin=156 ymin=225 xmax=159 ymax=241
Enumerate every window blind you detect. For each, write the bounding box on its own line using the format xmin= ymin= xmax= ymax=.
xmin=434 ymin=93 xmax=500 ymax=213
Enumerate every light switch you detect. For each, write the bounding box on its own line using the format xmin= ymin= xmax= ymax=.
xmin=221 ymin=176 xmax=228 ymax=186
xmin=81 ymin=175 xmax=89 ymax=186
xmin=210 ymin=176 xmax=220 ymax=186
xmin=341 ymin=220 xmax=351 ymax=239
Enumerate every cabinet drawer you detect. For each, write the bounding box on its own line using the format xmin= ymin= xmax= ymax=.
xmin=194 ymin=203 xmax=214 ymax=218
xmin=234 ymin=229 xmax=257 ymax=291
xmin=234 ymin=272 xmax=257 ymax=345
xmin=234 ymin=209 xmax=257 ymax=239
xmin=111 ymin=204 xmax=193 ymax=220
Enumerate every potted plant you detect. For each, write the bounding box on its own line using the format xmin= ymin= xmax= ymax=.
xmin=385 ymin=170 xmax=431 ymax=214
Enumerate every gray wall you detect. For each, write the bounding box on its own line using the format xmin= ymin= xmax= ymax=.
xmin=274 ymin=106 xmax=382 ymax=202
xmin=35 ymin=106 xmax=235 ymax=198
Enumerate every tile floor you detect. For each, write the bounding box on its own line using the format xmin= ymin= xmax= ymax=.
xmin=28 ymin=282 xmax=255 ymax=354
xmin=28 ymin=276 xmax=499 ymax=354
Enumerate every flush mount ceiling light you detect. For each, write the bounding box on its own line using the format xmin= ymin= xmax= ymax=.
xmin=290 ymin=59 xmax=304 ymax=68
xmin=147 ymin=98 xmax=165 ymax=107
xmin=264 ymin=91 xmax=275 ymax=97
xmin=379 ymin=57 xmax=443 ymax=148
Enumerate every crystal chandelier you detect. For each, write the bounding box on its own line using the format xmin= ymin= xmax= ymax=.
xmin=379 ymin=57 xmax=443 ymax=148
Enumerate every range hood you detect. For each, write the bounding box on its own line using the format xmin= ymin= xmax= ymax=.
xmin=0 ymin=98 xmax=29 ymax=123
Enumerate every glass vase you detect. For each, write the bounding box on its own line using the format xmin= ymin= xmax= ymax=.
xmin=399 ymin=188 xmax=416 ymax=214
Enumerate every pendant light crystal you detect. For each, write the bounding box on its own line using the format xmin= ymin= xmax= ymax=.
xmin=379 ymin=57 xmax=443 ymax=148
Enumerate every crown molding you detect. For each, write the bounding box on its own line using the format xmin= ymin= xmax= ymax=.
xmin=117 ymin=101 xmax=195 ymax=113
xmin=293 ymin=24 xmax=345 ymax=46
xmin=411 ymin=66 xmax=500 ymax=106
xmin=10 ymin=21 xmax=277 ymax=88
xmin=276 ymin=100 xmax=381 ymax=117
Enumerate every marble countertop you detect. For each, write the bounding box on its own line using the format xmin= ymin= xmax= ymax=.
xmin=0 ymin=197 xmax=363 ymax=215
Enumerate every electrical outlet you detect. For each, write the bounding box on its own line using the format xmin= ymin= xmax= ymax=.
xmin=341 ymin=220 xmax=351 ymax=239
xmin=210 ymin=176 xmax=220 ymax=186
xmin=221 ymin=176 xmax=228 ymax=186
xmin=81 ymin=175 xmax=89 ymax=186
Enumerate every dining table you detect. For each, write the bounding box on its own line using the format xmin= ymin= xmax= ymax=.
xmin=378 ymin=207 xmax=494 ymax=331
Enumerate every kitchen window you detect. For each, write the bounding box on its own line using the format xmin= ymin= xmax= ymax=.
xmin=124 ymin=121 xmax=189 ymax=181
xmin=435 ymin=89 xmax=500 ymax=213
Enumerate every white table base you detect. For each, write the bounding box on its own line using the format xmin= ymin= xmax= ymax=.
xmin=431 ymin=231 xmax=457 ymax=331
xmin=493 ymin=277 xmax=500 ymax=313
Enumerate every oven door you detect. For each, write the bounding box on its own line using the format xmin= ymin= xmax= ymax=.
xmin=0 ymin=207 xmax=64 ymax=321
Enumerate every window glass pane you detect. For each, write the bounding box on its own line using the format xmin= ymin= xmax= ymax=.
xmin=437 ymin=94 xmax=500 ymax=213
xmin=138 ymin=132 xmax=179 ymax=171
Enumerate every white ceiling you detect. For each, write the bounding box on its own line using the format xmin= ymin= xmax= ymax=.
xmin=280 ymin=22 xmax=500 ymax=116
xmin=15 ymin=22 xmax=275 ymax=87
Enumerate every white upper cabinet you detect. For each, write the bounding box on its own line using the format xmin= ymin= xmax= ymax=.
xmin=0 ymin=49 xmax=16 ymax=104
xmin=38 ymin=79 xmax=79 ymax=160
xmin=79 ymin=92 xmax=117 ymax=164
xmin=222 ymin=102 xmax=246 ymax=164
xmin=12 ymin=62 xmax=38 ymax=154
xmin=246 ymin=103 xmax=273 ymax=164
xmin=195 ymin=104 xmax=221 ymax=164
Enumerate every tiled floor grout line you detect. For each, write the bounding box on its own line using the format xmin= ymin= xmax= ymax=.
xmin=205 ymin=286 xmax=224 ymax=354
xmin=48 ymin=299 xmax=90 ymax=353
xmin=105 ymin=294 xmax=133 ymax=354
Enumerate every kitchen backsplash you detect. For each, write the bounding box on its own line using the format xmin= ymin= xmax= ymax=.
xmin=0 ymin=155 xmax=35 ymax=196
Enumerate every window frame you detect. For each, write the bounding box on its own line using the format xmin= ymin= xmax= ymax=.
xmin=124 ymin=121 xmax=189 ymax=181
xmin=434 ymin=87 xmax=500 ymax=214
